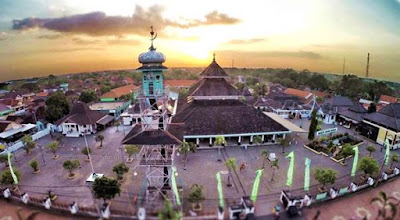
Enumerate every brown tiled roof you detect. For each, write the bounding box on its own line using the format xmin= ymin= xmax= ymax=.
xmin=122 ymin=126 xmax=181 ymax=145
xmin=165 ymin=80 xmax=197 ymax=87
xmin=338 ymin=102 xmax=368 ymax=122
xmin=0 ymin=120 xmax=12 ymax=133
xmin=36 ymin=91 xmax=49 ymax=97
xmin=170 ymin=99 xmax=288 ymax=136
xmin=284 ymin=88 xmax=312 ymax=99
xmin=199 ymin=60 xmax=229 ymax=78
xmin=100 ymin=84 xmax=139 ymax=99
xmin=363 ymin=103 xmax=400 ymax=131
xmin=379 ymin=95 xmax=398 ymax=104
xmin=55 ymin=102 xmax=107 ymax=125
xmin=0 ymin=99 xmax=20 ymax=107
xmin=188 ymin=78 xmax=241 ymax=97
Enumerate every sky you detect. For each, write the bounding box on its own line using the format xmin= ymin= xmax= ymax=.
xmin=0 ymin=0 xmax=400 ymax=82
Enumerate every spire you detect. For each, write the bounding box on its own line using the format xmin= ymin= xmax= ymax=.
xmin=213 ymin=53 xmax=216 ymax=62
xmin=149 ymin=26 xmax=157 ymax=51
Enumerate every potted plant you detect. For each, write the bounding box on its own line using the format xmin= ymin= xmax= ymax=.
xmin=357 ymin=157 xmax=379 ymax=181
xmin=278 ymin=136 xmax=291 ymax=154
xmin=63 ymin=159 xmax=80 ymax=179
xmin=260 ymin=150 xmax=269 ymax=169
xmin=47 ymin=189 xmax=57 ymax=201
xmin=388 ymin=153 xmax=400 ymax=173
xmin=1 ymin=167 xmax=22 ymax=191
xmin=96 ymin=134 xmax=105 ymax=148
xmin=22 ymin=135 xmax=36 ymax=155
xmin=314 ymin=167 xmax=337 ymax=192
xmin=225 ymin=158 xmax=237 ymax=187
xmin=179 ymin=141 xmax=196 ymax=169
xmin=29 ymin=159 xmax=40 ymax=174
xmin=188 ymin=184 xmax=205 ymax=211
xmin=253 ymin=136 xmax=262 ymax=144
xmin=366 ymin=145 xmax=376 ymax=157
xmin=125 ymin=145 xmax=139 ymax=162
xmin=112 ymin=163 xmax=129 ymax=182
xmin=46 ymin=141 xmax=60 ymax=159
xmin=81 ymin=147 xmax=92 ymax=161
xmin=339 ymin=144 xmax=355 ymax=165
xmin=270 ymin=158 xmax=280 ymax=182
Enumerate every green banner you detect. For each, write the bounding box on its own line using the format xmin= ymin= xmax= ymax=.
xmin=7 ymin=152 xmax=18 ymax=184
xmin=351 ymin=146 xmax=359 ymax=177
xmin=216 ymin=172 xmax=224 ymax=208
xmin=250 ymin=169 xmax=263 ymax=202
xmin=286 ymin=151 xmax=295 ymax=187
xmin=304 ymin=158 xmax=311 ymax=191
xmin=384 ymin=138 xmax=390 ymax=166
xmin=171 ymin=166 xmax=181 ymax=206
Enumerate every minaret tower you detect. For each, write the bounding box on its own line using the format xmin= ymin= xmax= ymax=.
xmin=137 ymin=26 xmax=169 ymax=130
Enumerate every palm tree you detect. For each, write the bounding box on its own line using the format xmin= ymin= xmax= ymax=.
xmin=178 ymin=141 xmax=196 ymax=170
xmin=260 ymin=150 xmax=269 ymax=169
xmin=278 ymin=136 xmax=291 ymax=153
xmin=366 ymin=145 xmax=376 ymax=157
xmin=225 ymin=158 xmax=237 ymax=187
xmin=214 ymin=135 xmax=226 ymax=162
xmin=96 ymin=134 xmax=105 ymax=148
xmin=371 ymin=191 xmax=399 ymax=220
xmin=270 ymin=158 xmax=280 ymax=182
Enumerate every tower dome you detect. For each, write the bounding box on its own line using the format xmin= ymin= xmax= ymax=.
xmin=138 ymin=26 xmax=166 ymax=65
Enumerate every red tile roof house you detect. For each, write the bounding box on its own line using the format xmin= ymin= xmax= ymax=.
xmin=100 ymin=84 xmax=140 ymax=102
xmin=284 ymin=88 xmax=313 ymax=101
xmin=164 ymin=80 xmax=198 ymax=89
xmin=379 ymin=95 xmax=398 ymax=105
xmin=55 ymin=102 xmax=112 ymax=137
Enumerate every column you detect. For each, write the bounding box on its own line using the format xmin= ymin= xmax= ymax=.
xmin=209 ymin=137 xmax=213 ymax=147
xmin=196 ymin=138 xmax=200 ymax=147
xmin=238 ymin=136 xmax=241 ymax=145
xmin=262 ymin=135 xmax=265 ymax=143
xmin=283 ymin=133 xmax=286 ymax=139
xmin=250 ymin=135 xmax=253 ymax=145
xmin=272 ymin=134 xmax=276 ymax=141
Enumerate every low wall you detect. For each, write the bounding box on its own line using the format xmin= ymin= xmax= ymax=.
xmin=0 ymin=129 xmax=50 ymax=155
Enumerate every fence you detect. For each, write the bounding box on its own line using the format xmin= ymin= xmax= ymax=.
xmin=0 ymin=128 xmax=50 ymax=155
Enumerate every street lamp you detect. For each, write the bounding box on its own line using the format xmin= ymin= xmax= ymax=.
xmin=38 ymin=144 xmax=46 ymax=165
xmin=83 ymin=134 xmax=95 ymax=174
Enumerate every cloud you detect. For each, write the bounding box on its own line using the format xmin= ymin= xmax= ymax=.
xmin=71 ymin=37 xmax=100 ymax=45
xmin=107 ymin=38 xmax=141 ymax=45
xmin=0 ymin=47 xmax=104 ymax=55
xmin=226 ymin=38 xmax=266 ymax=44
xmin=12 ymin=5 xmax=240 ymax=36
xmin=37 ymin=34 xmax=64 ymax=40
xmin=219 ymin=50 xmax=322 ymax=59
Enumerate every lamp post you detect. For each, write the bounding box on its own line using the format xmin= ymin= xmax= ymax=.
xmin=84 ymin=134 xmax=95 ymax=174
xmin=118 ymin=147 xmax=125 ymax=164
xmin=38 ymin=144 xmax=46 ymax=165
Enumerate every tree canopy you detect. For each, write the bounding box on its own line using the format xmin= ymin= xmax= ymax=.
xmin=92 ymin=176 xmax=121 ymax=202
xmin=45 ymin=91 xmax=71 ymax=122
xmin=79 ymin=90 xmax=98 ymax=103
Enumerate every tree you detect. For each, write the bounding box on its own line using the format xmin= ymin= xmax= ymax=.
xmin=46 ymin=141 xmax=59 ymax=158
xmin=0 ymin=154 xmax=10 ymax=167
xmin=225 ymin=158 xmax=237 ymax=187
xmin=270 ymin=158 xmax=280 ymax=182
xmin=92 ymin=176 xmax=121 ymax=202
xmin=81 ymin=147 xmax=92 ymax=160
xmin=314 ymin=167 xmax=337 ymax=191
xmin=1 ymin=168 xmax=22 ymax=185
xmin=158 ymin=199 xmax=182 ymax=220
xmin=112 ymin=163 xmax=129 ymax=181
xmin=368 ymin=103 xmax=377 ymax=113
xmin=29 ymin=159 xmax=39 ymax=173
xmin=114 ymin=121 xmax=121 ymax=131
xmin=79 ymin=90 xmax=98 ymax=103
xmin=260 ymin=150 xmax=269 ymax=169
xmin=125 ymin=145 xmax=139 ymax=160
xmin=358 ymin=157 xmax=379 ymax=178
xmin=366 ymin=145 xmax=376 ymax=157
xmin=371 ymin=191 xmax=399 ymax=220
xmin=96 ymin=134 xmax=105 ymax=148
xmin=308 ymin=109 xmax=318 ymax=140
xmin=188 ymin=184 xmax=205 ymax=209
xmin=178 ymin=141 xmax=196 ymax=169
xmin=278 ymin=135 xmax=291 ymax=153
xmin=340 ymin=144 xmax=355 ymax=165
xmin=63 ymin=160 xmax=80 ymax=178
xmin=389 ymin=153 xmax=400 ymax=170
xmin=214 ymin=136 xmax=226 ymax=162
xmin=46 ymin=91 xmax=71 ymax=122
xmin=22 ymin=135 xmax=35 ymax=155
xmin=100 ymin=85 xmax=111 ymax=94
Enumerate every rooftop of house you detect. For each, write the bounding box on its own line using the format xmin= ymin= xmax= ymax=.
xmin=187 ymin=78 xmax=242 ymax=97
xmin=100 ymin=84 xmax=139 ymax=99
xmin=164 ymin=79 xmax=197 ymax=87
xmin=55 ymin=101 xmax=107 ymax=126
xmin=284 ymin=88 xmax=312 ymax=100
xmin=379 ymin=95 xmax=398 ymax=104
xmin=122 ymin=126 xmax=181 ymax=145
xmin=338 ymin=102 xmax=368 ymax=122
xmin=363 ymin=103 xmax=400 ymax=131
xmin=199 ymin=57 xmax=229 ymax=78
xmin=89 ymin=102 xmax=127 ymax=111
xmin=321 ymin=96 xmax=354 ymax=114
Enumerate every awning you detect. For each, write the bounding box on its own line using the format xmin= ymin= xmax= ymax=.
xmin=0 ymin=123 xmax=36 ymax=139
xmin=96 ymin=115 xmax=114 ymax=126
xmin=264 ymin=112 xmax=307 ymax=133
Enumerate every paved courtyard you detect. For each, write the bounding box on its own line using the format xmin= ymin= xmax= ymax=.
xmin=0 ymin=118 xmax=399 ymax=218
